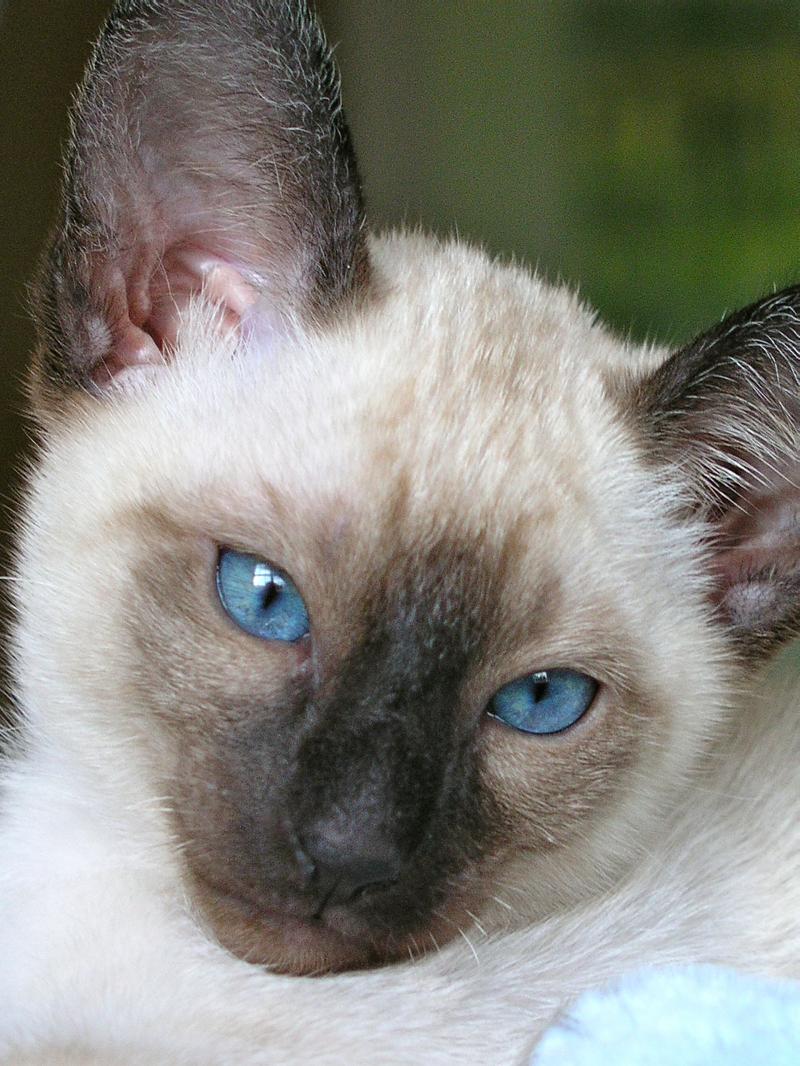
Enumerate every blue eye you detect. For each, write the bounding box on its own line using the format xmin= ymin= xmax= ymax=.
xmin=216 ymin=549 xmax=309 ymax=643
xmin=488 ymin=669 xmax=597 ymax=735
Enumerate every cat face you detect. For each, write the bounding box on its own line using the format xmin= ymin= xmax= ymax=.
xmin=18 ymin=1 xmax=800 ymax=975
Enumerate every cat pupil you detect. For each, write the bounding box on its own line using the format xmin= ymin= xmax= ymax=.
xmin=532 ymin=674 xmax=549 ymax=702
xmin=260 ymin=581 xmax=279 ymax=609
xmin=252 ymin=564 xmax=283 ymax=609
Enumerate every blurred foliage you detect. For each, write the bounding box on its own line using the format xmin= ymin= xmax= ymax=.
xmin=561 ymin=1 xmax=800 ymax=342
xmin=323 ymin=0 xmax=800 ymax=346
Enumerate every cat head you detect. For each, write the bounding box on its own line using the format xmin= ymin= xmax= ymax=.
xmin=17 ymin=0 xmax=800 ymax=974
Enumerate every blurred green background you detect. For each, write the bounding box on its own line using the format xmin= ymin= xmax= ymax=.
xmin=2 ymin=0 xmax=800 ymax=642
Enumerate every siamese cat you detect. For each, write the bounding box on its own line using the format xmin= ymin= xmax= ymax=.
xmin=2 ymin=2 xmax=800 ymax=1063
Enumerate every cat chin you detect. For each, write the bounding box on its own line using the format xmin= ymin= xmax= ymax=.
xmin=187 ymin=868 xmax=453 ymax=975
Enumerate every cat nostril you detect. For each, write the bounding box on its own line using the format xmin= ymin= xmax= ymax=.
xmin=295 ymin=832 xmax=402 ymax=910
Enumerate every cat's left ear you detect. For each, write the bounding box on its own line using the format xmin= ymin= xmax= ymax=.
xmin=635 ymin=286 xmax=800 ymax=659
xmin=30 ymin=0 xmax=369 ymax=412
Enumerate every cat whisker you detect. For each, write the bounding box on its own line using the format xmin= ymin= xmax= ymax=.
xmin=457 ymin=926 xmax=481 ymax=966
xmin=464 ymin=910 xmax=488 ymax=937
xmin=489 ymin=895 xmax=517 ymax=916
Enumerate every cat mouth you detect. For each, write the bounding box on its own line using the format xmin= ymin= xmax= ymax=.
xmin=187 ymin=865 xmax=436 ymax=974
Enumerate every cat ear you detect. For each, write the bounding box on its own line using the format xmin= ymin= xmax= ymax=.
xmin=30 ymin=0 xmax=369 ymax=405
xmin=635 ymin=287 xmax=800 ymax=659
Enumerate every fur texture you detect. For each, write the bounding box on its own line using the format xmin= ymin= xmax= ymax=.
xmin=2 ymin=2 xmax=800 ymax=1063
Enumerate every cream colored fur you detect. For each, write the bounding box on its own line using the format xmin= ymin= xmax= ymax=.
xmin=2 ymin=234 xmax=799 ymax=1063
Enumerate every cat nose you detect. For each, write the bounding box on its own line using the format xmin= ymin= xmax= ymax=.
xmin=295 ymin=829 xmax=402 ymax=910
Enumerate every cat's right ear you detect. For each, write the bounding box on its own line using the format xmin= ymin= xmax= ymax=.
xmin=29 ymin=0 xmax=369 ymax=413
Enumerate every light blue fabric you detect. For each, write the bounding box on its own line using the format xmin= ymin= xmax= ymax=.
xmin=532 ymin=966 xmax=800 ymax=1066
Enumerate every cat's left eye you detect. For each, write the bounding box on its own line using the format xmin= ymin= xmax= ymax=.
xmin=216 ymin=549 xmax=309 ymax=642
xmin=487 ymin=669 xmax=598 ymax=735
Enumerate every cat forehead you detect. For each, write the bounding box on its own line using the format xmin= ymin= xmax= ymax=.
xmin=165 ymin=233 xmax=633 ymax=465
xmin=365 ymin=234 xmax=631 ymax=384
xmin=49 ymin=234 xmax=646 ymax=548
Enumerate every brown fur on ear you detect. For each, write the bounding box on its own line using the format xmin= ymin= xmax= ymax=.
xmin=29 ymin=0 xmax=369 ymax=414
xmin=634 ymin=286 xmax=800 ymax=657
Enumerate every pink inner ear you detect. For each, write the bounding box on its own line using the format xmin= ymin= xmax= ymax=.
xmin=711 ymin=475 xmax=800 ymax=624
xmin=92 ymin=245 xmax=259 ymax=387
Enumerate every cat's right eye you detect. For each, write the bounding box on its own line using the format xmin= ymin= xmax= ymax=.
xmin=216 ymin=549 xmax=309 ymax=643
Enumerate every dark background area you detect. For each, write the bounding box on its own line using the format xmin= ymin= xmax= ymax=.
xmin=2 ymin=1 xmax=800 ymax=700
